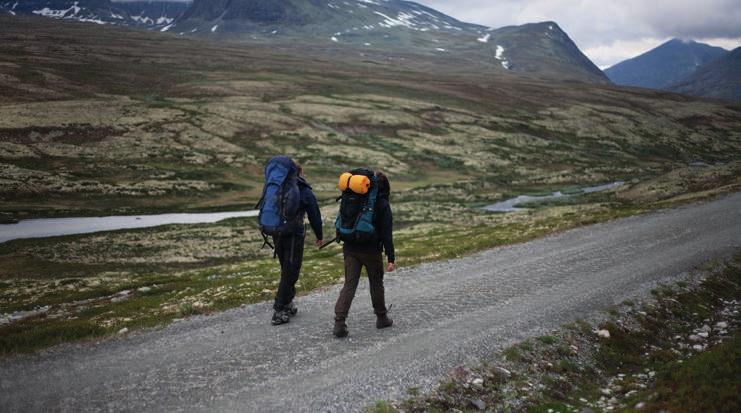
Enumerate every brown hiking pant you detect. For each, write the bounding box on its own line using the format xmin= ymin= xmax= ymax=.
xmin=334 ymin=251 xmax=387 ymax=321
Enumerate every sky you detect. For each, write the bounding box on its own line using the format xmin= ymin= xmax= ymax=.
xmin=414 ymin=0 xmax=741 ymax=68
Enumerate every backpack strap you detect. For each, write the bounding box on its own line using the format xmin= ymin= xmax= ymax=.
xmin=260 ymin=231 xmax=275 ymax=252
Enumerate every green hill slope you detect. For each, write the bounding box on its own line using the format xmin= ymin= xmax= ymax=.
xmin=0 ymin=16 xmax=738 ymax=220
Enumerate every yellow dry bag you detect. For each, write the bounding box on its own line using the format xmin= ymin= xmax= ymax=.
xmin=337 ymin=172 xmax=370 ymax=194
xmin=338 ymin=172 xmax=353 ymax=192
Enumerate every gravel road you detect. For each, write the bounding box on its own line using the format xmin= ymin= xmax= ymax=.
xmin=2 ymin=194 xmax=740 ymax=413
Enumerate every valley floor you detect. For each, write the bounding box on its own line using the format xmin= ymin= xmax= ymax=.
xmin=0 ymin=193 xmax=738 ymax=412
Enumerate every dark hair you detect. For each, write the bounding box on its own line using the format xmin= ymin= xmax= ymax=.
xmin=375 ymin=171 xmax=390 ymax=199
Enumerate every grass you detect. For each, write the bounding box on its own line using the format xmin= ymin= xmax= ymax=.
xmin=0 ymin=16 xmax=740 ymax=355
xmin=382 ymin=255 xmax=740 ymax=412
xmin=640 ymin=334 xmax=740 ymax=413
xmin=0 ymin=181 xmax=737 ymax=355
xmin=538 ymin=335 xmax=558 ymax=345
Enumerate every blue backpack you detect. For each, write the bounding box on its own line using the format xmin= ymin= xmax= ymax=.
xmin=335 ymin=168 xmax=378 ymax=243
xmin=256 ymin=156 xmax=301 ymax=240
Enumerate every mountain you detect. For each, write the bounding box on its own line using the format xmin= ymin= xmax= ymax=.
xmin=173 ymin=0 xmax=486 ymax=35
xmin=2 ymin=0 xmax=607 ymax=82
xmin=166 ymin=0 xmax=608 ymax=83
xmin=488 ymin=22 xmax=606 ymax=82
xmin=115 ymin=1 xmax=190 ymax=27
xmin=669 ymin=47 xmax=741 ymax=101
xmin=0 ymin=0 xmax=189 ymax=28
xmin=605 ymin=39 xmax=727 ymax=89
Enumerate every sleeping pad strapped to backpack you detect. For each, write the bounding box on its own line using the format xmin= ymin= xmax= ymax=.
xmin=257 ymin=156 xmax=301 ymax=239
xmin=335 ymin=168 xmax=378 ymax=243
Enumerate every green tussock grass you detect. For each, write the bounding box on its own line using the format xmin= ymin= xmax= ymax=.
xmin=638 ymin=333 xmax=740 ymax=413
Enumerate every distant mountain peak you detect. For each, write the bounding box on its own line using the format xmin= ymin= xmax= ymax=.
xmin=605 ymin=38 xmax=727 ymax=89
xmin=669 ymin=46 xmax=741 ymax=101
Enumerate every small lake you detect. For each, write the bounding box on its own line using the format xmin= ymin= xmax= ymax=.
xmin=0 ymin=181 xmax=625 ymax=243
xmin=483 ymin=181 xmax=624 ymax=212
xmin=0 ymin=211 xmax=259 ymax=244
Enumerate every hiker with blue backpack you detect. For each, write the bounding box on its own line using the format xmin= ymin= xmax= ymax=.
xmin=257 ymin=156 xmax=323 ymax=326
xmin=331 ymin=169 xmax=395 ymax=338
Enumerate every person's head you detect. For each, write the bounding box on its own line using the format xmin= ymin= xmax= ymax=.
xmin=375 ymin=171 xmax=390 ymax=199
xmin=294 ymin=162 xmax=304 ymax=177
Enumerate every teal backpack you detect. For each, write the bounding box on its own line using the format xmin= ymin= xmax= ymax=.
xmin=335 ymin=168 xmax=378 ymax=243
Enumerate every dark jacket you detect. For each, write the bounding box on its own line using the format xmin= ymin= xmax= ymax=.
xmin=296 ymin=177 xmax=323 ymax=240
xmin=343 ymin=195 xmax=395 ymax=263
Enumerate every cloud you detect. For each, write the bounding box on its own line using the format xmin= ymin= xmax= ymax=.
xmin=583 ymin=38 xmax=672 ymax=69
xmin=415 ymin=0 xmax=741 ymax=66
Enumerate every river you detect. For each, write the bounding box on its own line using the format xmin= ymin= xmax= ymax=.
xmin=0 ymin=211 xmax=259 ymax=244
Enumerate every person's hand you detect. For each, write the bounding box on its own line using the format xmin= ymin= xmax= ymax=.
xmin=315 ymin=239 xmax=324 ymax=248
xmin=386 ymin=262 xmax=395 ymax=272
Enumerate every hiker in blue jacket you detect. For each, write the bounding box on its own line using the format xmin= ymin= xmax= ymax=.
xmin=262 ymin=161 xmax=323 ymax=325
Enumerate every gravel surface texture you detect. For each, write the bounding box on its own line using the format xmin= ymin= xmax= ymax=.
xmin=1 ymin=194 xmax=740 ymax=412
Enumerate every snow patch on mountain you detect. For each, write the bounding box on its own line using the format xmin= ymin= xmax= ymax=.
xmin=374 ymin=11 xmax=414 ymax=29
xmin=32 ymin=1 xmax=81 ymax=19
xmin=32 ymin=2 xmax=107 ymax=25
xmin=495 ymin=45 xmax=510 ymax=69
xmin=8 ymin=0 xmax=185 ymax=28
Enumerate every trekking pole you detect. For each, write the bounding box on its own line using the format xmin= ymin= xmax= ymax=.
xmin=319 ymin=236 xmax=338 ymax=250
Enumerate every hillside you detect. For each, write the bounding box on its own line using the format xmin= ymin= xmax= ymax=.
xmin=669 ymin=47 xmax=741 ymax=101
xmin=605 ymin=39 xmax=727 ymax=89
xmin=174 ymin=0 xmax=480 ymax=34
xmin=488 ymin=21 xmax=606 ymax=82
xmin=168 ymin=0 xmax=608 ymax=82
xmin=0 ymin=0 xmax=608 ymax=82
xmin=0 ymin=15 xmax=738 ymax=221
xmin=0 ymin=15 xmax=740 ymax=358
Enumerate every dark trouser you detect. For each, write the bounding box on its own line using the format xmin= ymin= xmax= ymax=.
xmin=273 ymin=233 xmax=305 ymax=311
xmin=334 ymin=251 xmax=387 ymax=321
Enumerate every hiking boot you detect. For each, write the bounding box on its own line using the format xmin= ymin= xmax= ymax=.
xmin=271 ymin=310 xmax=290 ymax=326
xmin=376 ymin=313 xmax=393 ymax=329
xmin=285 ymin=301 xmax=298 ymax=317
xmin=333 ymin=320 xmax=348 ymax=338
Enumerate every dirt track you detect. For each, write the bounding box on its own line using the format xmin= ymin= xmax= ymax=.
xmin=1 ymin=194 xmax=739 ymax=412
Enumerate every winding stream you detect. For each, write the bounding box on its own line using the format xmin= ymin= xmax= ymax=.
xmin=483 ymin=181 xmax=624 ymax=212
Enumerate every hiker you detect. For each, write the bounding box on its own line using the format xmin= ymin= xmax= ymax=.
xmin=332 ymin=170 xmax=395 ymax=338
xmin=257 ymin=156 xmax=323 ymax=325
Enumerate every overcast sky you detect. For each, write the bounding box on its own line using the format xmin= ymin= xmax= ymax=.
xmin=415 ymin=0 xmax=741 ymax=68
